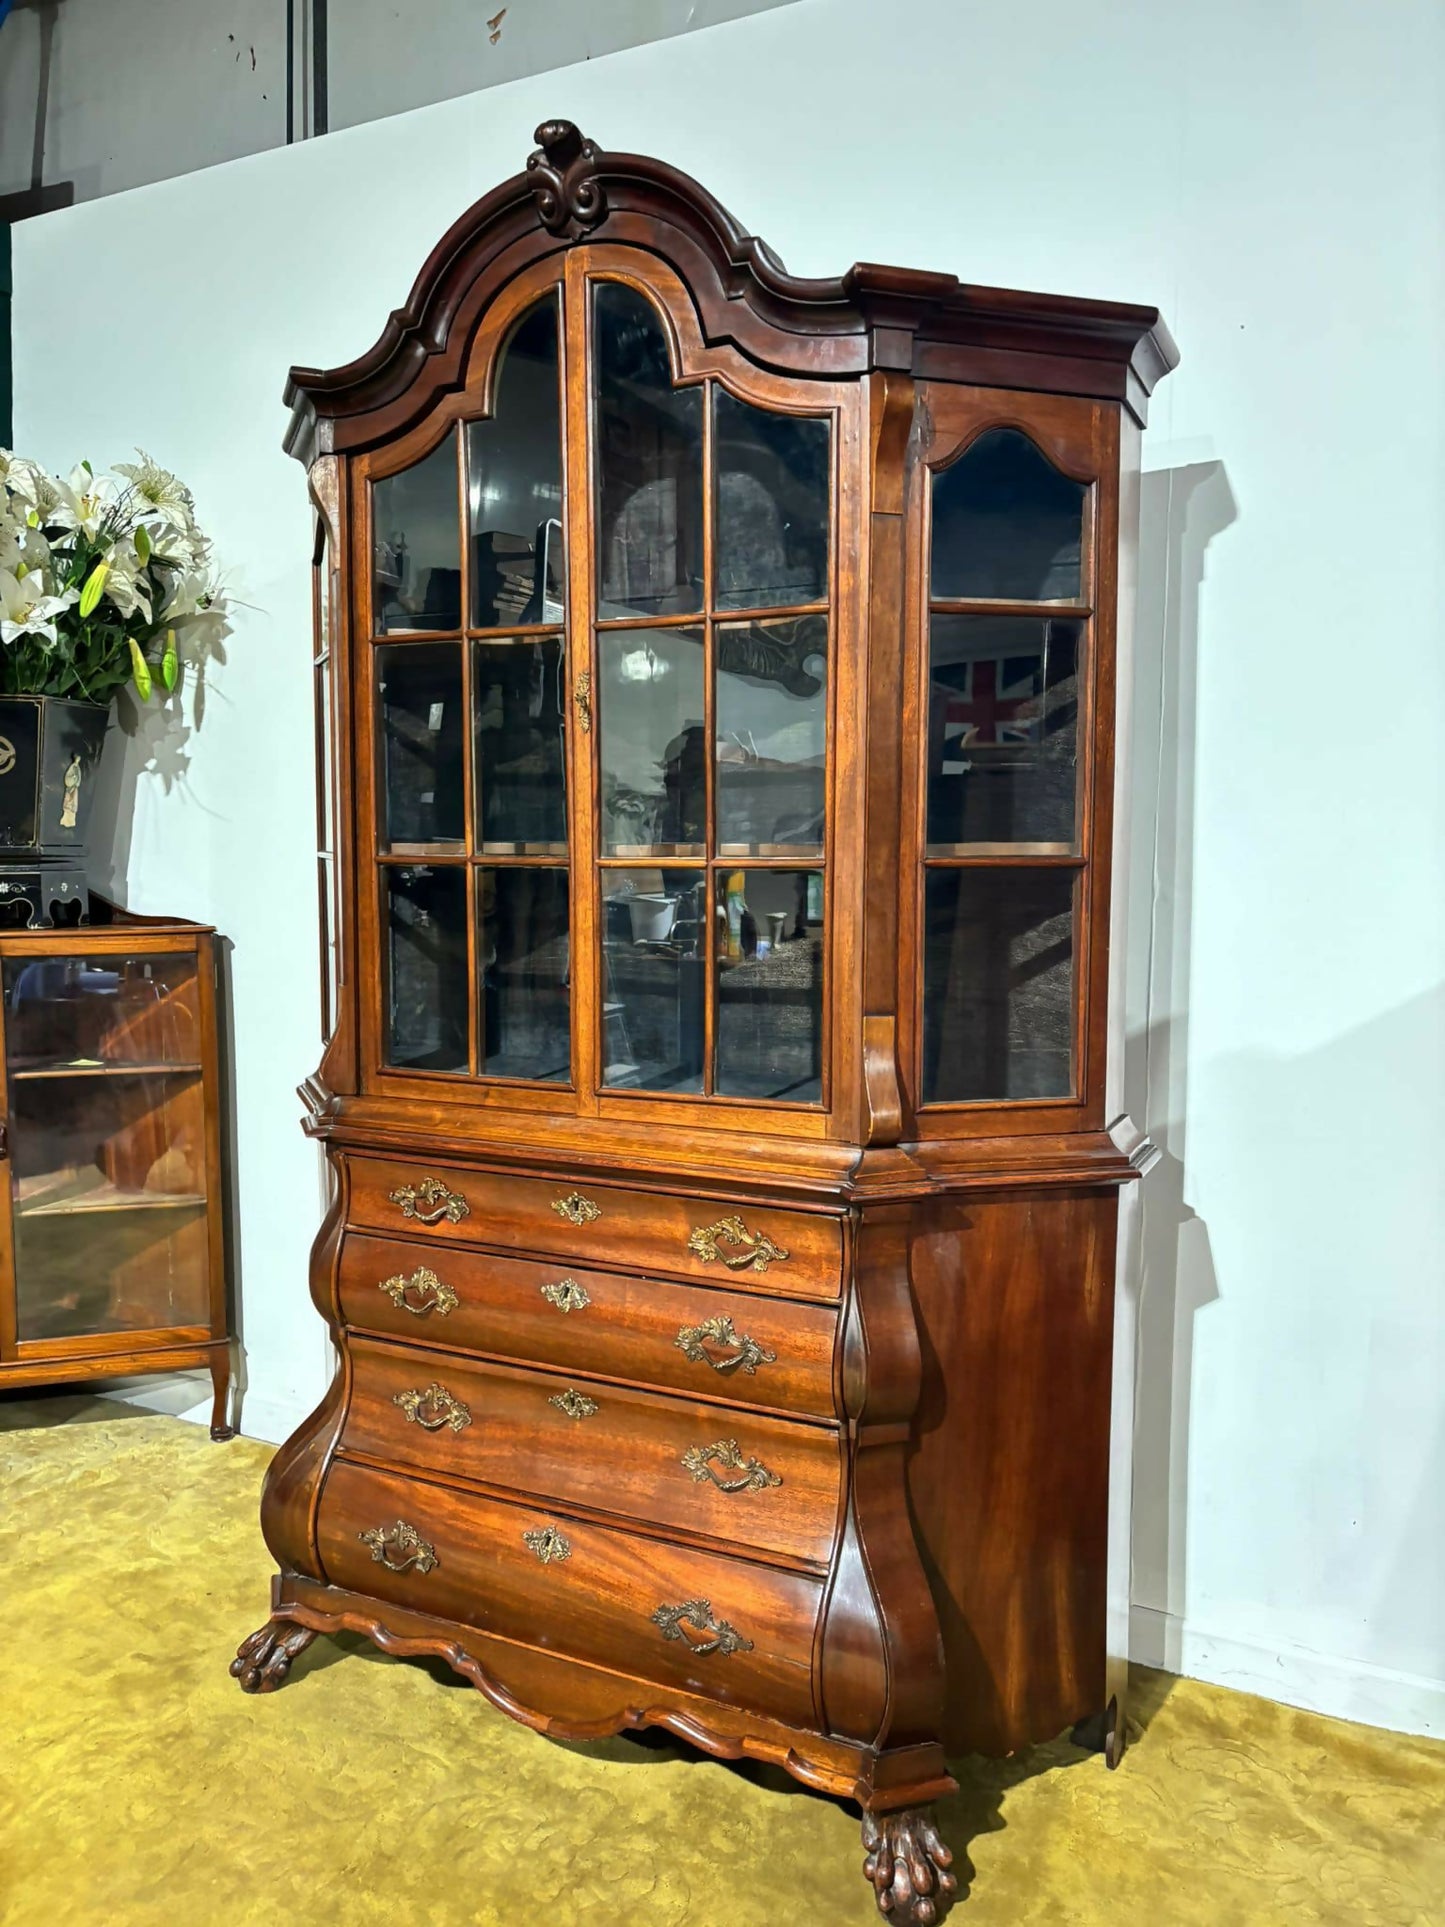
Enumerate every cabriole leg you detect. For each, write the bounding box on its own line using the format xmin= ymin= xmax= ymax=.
xmin=231 ymin=1620 xmax=316 ymax=1693
xmin=209 ymin=1345 xmax=235 ymax=1441
xmin=861 ymin=1806 xmax=956 ymax=1923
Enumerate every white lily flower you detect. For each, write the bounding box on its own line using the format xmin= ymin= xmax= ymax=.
xmin=99 ymin=536 xmax=154 ymax=622
xmin=49 ymin=463 xmax=120 ymax=540
xmin=2 ymin=453 xmax=62 ymax=524
xmin=115 ymin=450 xmax=198 ymax=534
xmin=0 ymin=518 xmax=52 ymax=577
xmin=0 ymin=567 xmax=77 ymax=646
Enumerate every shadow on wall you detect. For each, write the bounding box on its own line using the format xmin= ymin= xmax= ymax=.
xmin=1125 ymin=460 xmax=1237 ymax=1669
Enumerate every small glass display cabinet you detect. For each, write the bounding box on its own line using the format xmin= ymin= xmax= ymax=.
xmin=237 ymin=123 xmax=1175 ymax=1921
xmin=0 ymin=904 xmax=233 ymax=1434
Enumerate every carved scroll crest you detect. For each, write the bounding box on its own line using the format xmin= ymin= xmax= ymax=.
xmin=527 ymin=120 xmax=607 ymax=239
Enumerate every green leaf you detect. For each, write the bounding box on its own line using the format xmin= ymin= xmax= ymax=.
xmin=78 ymin=560 xmax=110 ymax=618
xmin=81 ymin=459 xmax=93 ymax=476
xmin=134 ymin=523 xmax=151 ymax=566
xmin=161 ymin=629 xmax=178 ymax=692
xmin=128 ymin=637 xmax=152 ymax=701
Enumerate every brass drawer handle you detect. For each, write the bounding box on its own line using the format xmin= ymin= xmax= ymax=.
xmin=523 ymin=1525 xmax=572 ymax=1564
xmin=389 ymin=1176 xmax=470 ymax=1226
xmin=687 ymin=1213 xmax=789 ymax=1274
xmin=540 ymin=1276 xmax=590 ymax=1313
xmin=552 ymin=1190 xmax=601 ymax=1227
xmin=359 ymin=1519 xmax=437 ymax=1575
xmin=651 ymin=1598 xmax=753 ymax=1658
xmin=393 ymin=1382 xmax=472 ymax=1433
xmin=549 ymin=1389 xmax=599 ymax=1420
xmin=681 ymin=1439 xmax=782 ymax=1494
xmin=574 ymin=668 xmax=592 ymax=735
xmin=378 ymin=1265 xmax=458 ymax=1317
xmin=675 ymin=1314 xmax=777 ymax=1378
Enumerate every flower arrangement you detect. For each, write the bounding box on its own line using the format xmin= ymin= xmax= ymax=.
xmin=0 ymin=448 xmax=228 ymax=707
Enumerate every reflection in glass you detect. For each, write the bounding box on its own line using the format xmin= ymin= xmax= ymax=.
xmin=377 ymin=643 xmax=465 ymax=850
xmin=598 ymin=627 xmax=705 ymax=855
xmin=600 ymin=869 xmax=704 ymax=1092
xmin=3 ymin=952 xmax=201 ymax=1071
xmin=713 ymin=869 xmax=823 ymax=1102
xmin=478 ymin=868 xmax=570 ymax=1082
xmin=922 ymin=869 xmax=1074 ymax=1102
xmin=926 ymin=616 xmax=1080 ymax=850
xmin=468 ymin=298 xmax=565 ymax=628
xmin=594 ymin=282 xmax=703 ymax=619
xmin=384 ymin=865 xmax=469 ymax=1072
xmin=716 ymin=616 xmax=827 ymax=854
xmin=714 ymin=389 xmax=830 ymax=611
xmin=373 ymin=434 xmax=462 ymax=632
xmin=474 ymin=638 xmax=568 ymax=852
xmin=931 ymin=429 xmax=1085 ymax=603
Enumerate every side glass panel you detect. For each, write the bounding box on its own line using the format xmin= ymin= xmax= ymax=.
xmin=716 ymin=615 xmax=827 ymax=856
xmin=474 ymin=638 xmax=568 ymax=853
xmin=714 ymin=390 xmax=830 ymax=611
xmin=372 ymin=433 xmax=462 ymax=633
xmin=478 ymin=868 xmax=570 ymax=1081
xmin=600 ymin=869 xmax=705 ymax=1091
xmin=377 ymin=642 xmax=465 ymax=852
xmin=468 ymin=298 xmax=565 ymax=628
xmin=594 ymin=283 xmax=703 ymax=620
xmin=922 ymin=869 xmax=1074 ymax=1101
xmin=383 ymin=864 xmax=469 ymax=1072
xmin=3 ymin=953 xmax=208 ymax=1340
xmin=598 ymin=626 xmax=705 ymax=856
xmin=926 ymin=615 xmax=1081 ymax=852
xmin=930 ymin=428 xmax=1085 ymax=603
xmin=714 ymin=869 xmax=823 ymax=1102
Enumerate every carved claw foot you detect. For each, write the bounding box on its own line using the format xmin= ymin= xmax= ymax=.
xmin=862 ymin=1808 xmax=957 ymax=1924
xmin=230 ymin=1621 xmax=317 ymax=1693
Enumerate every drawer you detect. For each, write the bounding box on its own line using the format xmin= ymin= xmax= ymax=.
xmin=339 ymin=1233 xmax=839 ymax=1421
xmin=318 ymin=1458 xmax=821 ymax=1726
xmin=342 ymin=1335 xmax=842 ymax=1568
xmin=345 ymin=1155 xmax=842 ymax=1303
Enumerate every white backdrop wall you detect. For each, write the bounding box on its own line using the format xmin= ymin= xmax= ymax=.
xmin=13 ymin=0 xmax=1444 ymax=1738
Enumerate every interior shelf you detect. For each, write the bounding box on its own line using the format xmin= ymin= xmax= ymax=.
xmin=8 ymin=1060 xmax=204 ymax=1080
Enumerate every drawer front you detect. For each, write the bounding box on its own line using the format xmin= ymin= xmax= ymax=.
xmin=345 ymin=1155 xmax=842 ymax=1302
xmin=319 ymin=1459 xmax=821 ymax=1726
xmin=342 ymin=1336 xmax=842 ymax=1568
xmin=339 ymin=1233 xmax=839 ymax=1420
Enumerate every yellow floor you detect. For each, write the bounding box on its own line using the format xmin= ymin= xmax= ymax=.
xmin=1 ymin=1396 xmax=1440 ymax=1927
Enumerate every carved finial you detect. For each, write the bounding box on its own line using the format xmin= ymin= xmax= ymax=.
xmin=527 ymin=120 xmax=606 ymax=238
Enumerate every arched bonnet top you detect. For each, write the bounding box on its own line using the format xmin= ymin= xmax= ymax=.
xmin=284 ymin=119 xmax=1178 ymax=465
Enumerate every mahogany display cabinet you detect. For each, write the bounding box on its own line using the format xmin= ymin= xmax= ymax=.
xmin=0 ymin=901 xmax=234 ymax=1438
xmin=233 ymin=122 xmax=1175 ymax=1921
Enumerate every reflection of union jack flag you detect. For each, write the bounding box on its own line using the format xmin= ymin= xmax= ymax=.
xmin=940 ymin=657 xmax=1042 ymax=770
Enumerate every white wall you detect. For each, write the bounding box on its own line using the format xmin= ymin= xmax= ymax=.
xmin=12 ymin=0 xmax=1444 ymax=1738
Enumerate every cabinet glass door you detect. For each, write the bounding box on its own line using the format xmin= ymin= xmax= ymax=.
xmin=3 ymin=950 xmax=210 ymax=1340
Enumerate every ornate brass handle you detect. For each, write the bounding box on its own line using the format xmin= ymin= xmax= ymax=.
xmin=549 ymin=1389 xmax=599 ymax=1420
xmin=378 ymin=1266 xmax=458 ymax=1317
xmin=523 ymin=1525 xmax=572 ymax=1564
xmin=552 ymin=1190 xmax=601 ymax=1226
xmin=651 ymin=1598 xmax=753 ymax=1658
xmin=388 ymin=1176 xmax=470 ymax=1226
xmin=573 ymin=668 xmax=592 ymax=734
xmin=393 ymin=1382 xmax=472 ymax=1433
xmin=680 ymin=1439 xmax=782 ymax=1493
xmin=358 ymin=1519 xmax=437 ymax=1575
xmin=674 ymin=1314 xmax=777 ymax=1378
xmin=540 ymin=1276 xmax=590 ymax=1312
xmin=686 ymin=1213 xmax=789 ymax=1274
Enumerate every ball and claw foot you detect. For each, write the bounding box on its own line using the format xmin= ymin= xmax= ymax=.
xmin=230 ymin=1621 xmax=317 ymax=1693
xmin=862 ymin=1808 xmax=957 ymax=1924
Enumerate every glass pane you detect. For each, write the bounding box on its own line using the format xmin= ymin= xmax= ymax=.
xmin=377 ymin=642 xmax=465 ymax=851
xmin=479 ymin=868 xmax=570 ymax=1082
xmin=384 ymin=864 xmax=469 ymax=1072
xmin=926 ymin=616 xmax=1081 ymax=851
xmin=3 ymin=952 xmax=201 ymax=1071
xmin=598 ymin=627 xmax=705 ymax=856
xmin=594 ymin=282 xmax=703 ymax=620
xmin=930 ymin=428 xmax=1085 ymax=603
xmin=468 ymin=297 xmax=565 ymax=628
xmin=716 ymin=616 xmax=827 ymax=855
xmin=922 ymin=869 xmax=1074 ymax=1102
xmin=600 ymin=869 xmax=705 ymax=1092
xmin=714 ymin=390 xmax=829 ymax=611
xmin=373 ymin=433 xmax=462 ymax=633
xmin=474 ymin=638 xmax=568 ymax=853
xmin=714 ymin=869 xmax=823 ymax=1102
